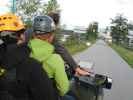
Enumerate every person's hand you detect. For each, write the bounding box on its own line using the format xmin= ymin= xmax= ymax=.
xmin=75 ymin=67 xmax=93 ymax=76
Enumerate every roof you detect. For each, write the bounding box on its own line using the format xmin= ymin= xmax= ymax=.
xmin=127 ymin=35 xmax=133 ymax=39
xmin=59 ymin=29 xmax=74 ymax=35
xmin=128 ymin=30 xmax=133 ymax=36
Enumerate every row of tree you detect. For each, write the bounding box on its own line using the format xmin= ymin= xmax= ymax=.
xmin=110 ymin=14 xmax=133 ymax=44
xmin=16 ymin=0 xmax=60 ymax=27
xmin=86 ymin=22 xmax=98 ymax=39
xmin=16 ymin=0 xmax=133 ymax=44
xmin=85 ymin=14 xmax=133 ymax=44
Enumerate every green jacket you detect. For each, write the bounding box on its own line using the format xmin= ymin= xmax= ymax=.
xmin=28 ymin=39 xmax=69 ymax=96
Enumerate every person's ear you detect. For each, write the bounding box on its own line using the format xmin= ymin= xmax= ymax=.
xmin=48 ymin=34 xmax=54 ymax=43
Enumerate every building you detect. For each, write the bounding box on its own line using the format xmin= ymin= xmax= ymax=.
xmin=126 ymin=30 xmax=133 ymax=48
xmin=73 ymin=26 xmax=87 ymax=41
xmin=58 ymin=29 xmax=74 ymax=42
xmin=73 ymin=26 xmax=87 ymax=34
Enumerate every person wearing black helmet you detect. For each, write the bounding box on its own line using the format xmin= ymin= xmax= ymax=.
xmin=49 ymin=12 xmax=91 ymax=76
xmin=0 ymin=13 xmax=57 ymax=100
xmin=25 ymin=13 xmax=91 ymax=77
xmin=29 ymin=15 xmax=70 ymax=97
xmin=28 ymin=15 xmax=77 ymax=100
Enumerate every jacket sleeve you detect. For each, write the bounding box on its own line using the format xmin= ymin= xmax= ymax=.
xmin=27 ymin=58 xmax=58 ymax=100
xmin=47 ymin=54 xmax=70 ymax=96
xmin=53 ymin=39 xmax=78 ymax=72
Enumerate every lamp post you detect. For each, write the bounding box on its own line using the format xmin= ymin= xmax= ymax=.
xmin=12 ymin=0 xmax=16 ymax=13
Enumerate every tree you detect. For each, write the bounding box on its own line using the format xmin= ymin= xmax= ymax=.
xmin=16 ymin=0 xmax=41 ymax=18
xmin=92 ymin=22 xmax=98 ymax=33
xmin=104 ymin=26 xmax=109 ymax=33
xmin=16 ymin=0 xmax=42 ymax=27
xmin=86 ymin=21 xmax=98 ymax=39
xmin=110 ymin=14 xmax=128 ymax=43
xmin=42 ymin=0 xmax=60 ymax=15
xmin=16 ymin=0 xmax=60 ymax=27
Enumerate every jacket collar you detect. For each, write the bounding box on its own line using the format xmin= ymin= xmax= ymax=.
xmin=28 ymin=39 xmax=54 ymax=62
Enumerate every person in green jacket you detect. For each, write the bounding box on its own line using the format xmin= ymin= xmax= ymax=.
xmin=28 ymin=15 xmax=70 ymax=97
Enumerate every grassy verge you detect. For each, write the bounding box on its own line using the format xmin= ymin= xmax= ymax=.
xmin=65 ymin=42 xmax=88 ymax=55
xmin=110 ymin=43 xmax=133 ymax=68
xmin=64 ymin=37 xmax=97 ymax=55
xmin=87 ymin=36 xmax=97 ymax=44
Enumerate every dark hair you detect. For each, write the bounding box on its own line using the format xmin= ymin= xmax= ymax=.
xmin=48 ymin=12 xmax=60 ymax=25
xmin=17 ymin=29 xmax=25 ymax=34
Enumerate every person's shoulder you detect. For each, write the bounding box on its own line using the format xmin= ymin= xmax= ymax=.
xmin=21 ymin=57 xmax=42 ymax=73
xmin=25 ymin=57 xmax=42 ymax=67
xmin=6 ymin=44 xmax=17 ymax=50
xmin=24 ymin=28 xmax=34 ymax=42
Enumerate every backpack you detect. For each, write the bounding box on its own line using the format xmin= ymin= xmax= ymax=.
xmin=0 ymin=65 xmax=30 ymax=100
xmin=0 ymin=67 xmax=17 ymax=100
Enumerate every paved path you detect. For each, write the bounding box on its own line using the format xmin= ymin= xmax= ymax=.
xmin=74 ymin=40 xmax=133 ymax=100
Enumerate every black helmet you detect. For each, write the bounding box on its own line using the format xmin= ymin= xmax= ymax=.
xmin=33 ymin=15 xmax=55 ymax=34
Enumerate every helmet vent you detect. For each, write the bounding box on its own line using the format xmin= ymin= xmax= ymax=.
xmin=40 ymin=18 xmax=43 ymax=21
xmin=8 ymin=17 xmax=12 ymax=19
xmin=0 ymin=23 xmax=5 ymax=26
xmin=3 ymin=17 xmax=7 ymax=20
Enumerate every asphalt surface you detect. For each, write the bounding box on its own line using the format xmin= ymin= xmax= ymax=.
xmin=74 ymin=40 xmax=133 ymax=100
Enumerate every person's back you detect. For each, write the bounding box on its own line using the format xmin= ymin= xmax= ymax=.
xmin=29 ymin=15 xmax=78 ymax=100
xmin=28 ymin=38 xmax=69 ymax=96
xmin=0 ymin=13 xmax=58 ymax=100
xmin=0 ymin=43 xmax=59 ymax=100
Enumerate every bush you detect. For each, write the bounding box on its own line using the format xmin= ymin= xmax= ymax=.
xmin=110 ymin=43 xmax=133 ymax=68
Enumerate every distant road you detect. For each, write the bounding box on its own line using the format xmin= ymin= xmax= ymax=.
xmin=74 ymin=40 xmax=133 ymax=100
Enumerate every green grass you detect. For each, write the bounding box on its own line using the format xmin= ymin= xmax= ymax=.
xmin=61 ymin=34 xmax=97 ymax=55
xmin=87 ymin=36 xmax=97 ymax=44
xmin=110 ymin=43 xmax=133 ymax=68
xmin=65 ymin=42 xmax=88 ymax=55
xmin=64 ymin=37 xmax=97 ymax=55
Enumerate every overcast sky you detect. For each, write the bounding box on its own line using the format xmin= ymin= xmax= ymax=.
xmin=0 ymin=0 xmax=133 ymax=29
xmin=58 ymin=0 xmax=133 ymax=29
xmin=0 ymin=0 xmax=12 ymax=15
